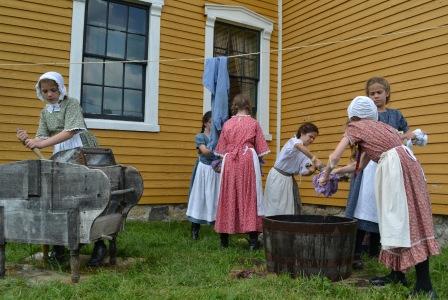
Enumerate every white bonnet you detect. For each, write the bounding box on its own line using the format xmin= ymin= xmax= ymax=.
xmin=347 ymin=96 xmax=378 ymax=121
xmin=35 ymin=71 xmax=67 ymax=101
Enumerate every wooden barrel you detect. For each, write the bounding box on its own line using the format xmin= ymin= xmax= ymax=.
xmin=263 ymin=215 xmax=357 ymax=281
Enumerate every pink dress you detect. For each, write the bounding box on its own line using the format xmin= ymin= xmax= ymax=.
xmin=214 ymin=115 xmax=270 ymax=234
xmin=345 ymin=120 xmax=440 ymax=271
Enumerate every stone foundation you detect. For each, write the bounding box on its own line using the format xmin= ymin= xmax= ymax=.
xmin=127 ymin=204 xmax=448 ymax=247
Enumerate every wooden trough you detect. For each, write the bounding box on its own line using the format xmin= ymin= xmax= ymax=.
xmin=0 ymin=148 xmax=143 ymax=283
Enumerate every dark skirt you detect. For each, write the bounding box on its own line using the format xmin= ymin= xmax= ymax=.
xmin=345 ymin=170 xmax=379 ymax=233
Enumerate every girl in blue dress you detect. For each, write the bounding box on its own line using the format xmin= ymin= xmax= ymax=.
xmin=186 ymin=111 xmax=220 ymax=239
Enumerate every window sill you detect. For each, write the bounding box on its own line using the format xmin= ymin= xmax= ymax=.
xmin=85 ymin=118 xmax=160 ymax=132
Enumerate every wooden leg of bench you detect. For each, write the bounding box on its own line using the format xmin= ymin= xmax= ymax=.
xmin=69 ymin=249 xmax=80 ymax=283
xmin=42 ymin=244 xmax=49 ymax=262
xmin=109 ymin=236 xmax=117 ymax=265
xmin=0 ymin=243 xmax=5 ymax=278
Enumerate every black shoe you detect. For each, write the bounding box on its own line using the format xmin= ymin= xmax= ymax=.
xmin=248 ymin=232 xmax=259 ymax=251
xmin=409 ymin=289 xmax=437 ymax=299
xmin=220 ymin=233 xmax=229 ymax=248
xmin=49 ymin=245 xmax=66 ymax=263
xmin=87 ymin=240 xmax=108 ymax=267
xmin=191 ymin=223 xmax=200 ymax=240
xmin=352 ymin=259 xmax=364 ymax=270
xmin=370 ymin=273 xmax=408 ymax=286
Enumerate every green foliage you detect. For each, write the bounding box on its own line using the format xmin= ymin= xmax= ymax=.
xmin=0 ymin=221 xmax=446 ymax=299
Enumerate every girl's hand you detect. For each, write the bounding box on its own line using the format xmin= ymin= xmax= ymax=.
xmin=24 ymin=138 xmax=43 ymax=149
xmin=306 ymin=164 xmax=316 ymax=174
xmin=331 ymin=167 xmax=341 ymax=175
xmin=403 ymin=131 xmax=416 ymax=141
xmin=313 ymin=158 xmax=323 ymax=171
xmin=318 ymin=171 xmax=329 ymax=186
xmin=16 ymin=128 xmax=29 ymax=142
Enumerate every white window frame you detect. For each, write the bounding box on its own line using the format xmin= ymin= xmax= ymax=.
xmin=69 ymin=0 xmax=164 ymax=132
xmin=204 ymin=4 xmax=273 ymax=140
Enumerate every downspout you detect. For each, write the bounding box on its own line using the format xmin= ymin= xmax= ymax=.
xmin=276 ymin=0 xmax=282 ymax=158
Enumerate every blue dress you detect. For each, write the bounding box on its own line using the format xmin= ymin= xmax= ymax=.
xmin=345 ymin=108 xmax=409 ymax=232
xmin=186 ymin=133 xmax=220 ymax=224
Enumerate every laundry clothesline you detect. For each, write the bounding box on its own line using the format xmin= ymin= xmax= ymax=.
xmin=0 ymin=24 xmax=447 ymax=67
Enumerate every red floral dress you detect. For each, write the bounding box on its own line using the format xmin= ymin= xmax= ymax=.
xmin=345 ymin=120 xmax=439 ymax=271
xmin=214 ymin=115 xmax=270 ymax=234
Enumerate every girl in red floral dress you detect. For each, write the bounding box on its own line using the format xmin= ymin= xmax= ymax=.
xmin=320 ymin=96 xmax=439 ymax=298
xmin=214 ymin=94 xmax=270 ymax=250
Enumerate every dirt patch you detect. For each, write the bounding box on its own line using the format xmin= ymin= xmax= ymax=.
xmin=230 ymin=258 xmax=372 ymax=287
xmin=5 ymin=252 xmax=144 ymax=284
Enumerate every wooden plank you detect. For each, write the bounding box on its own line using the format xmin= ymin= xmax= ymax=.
xmin=0 ymin=23 xmax=70 ymax=42
xmin=283 ymin=0 xmax=440 ymax=54
xmin=0 ymin=0 xmax=72 ymax=18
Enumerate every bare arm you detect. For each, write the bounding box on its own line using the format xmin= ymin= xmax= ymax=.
xmin=198 ymin=144 xmax=213 ymax=156
xmin=332 ymin=161 xmax=356 ymax=175
xmin=319 ymin=136 xmax=350 ymax=184
xmin=24 ymin=130 xmax=76 ymax=149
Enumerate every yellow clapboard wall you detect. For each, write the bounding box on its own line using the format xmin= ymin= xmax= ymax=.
xmin=0 ymin=0 xmax=278 ymax=205
xmin=282 ymin=0 xmax=448 ymax=215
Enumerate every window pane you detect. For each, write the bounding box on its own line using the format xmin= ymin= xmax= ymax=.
xmin=125 ymin=64 xmax=143 ymax=89
xmin=82 ymin=85 xmax=102 ymax=114
xmin=243 ymin=79 xmax=257 ymax=115
xmin=229 ymin=30 xmax=246 ymax=54
xmin=126 ymin=34 xmax=146 ymax=60
xmin=105 ymin=61 xmax=123 ymax=87
xmin=85 ymin=26 xmax=106 ymax=55
xmin=129 ymin=7 xmax=146 ymax=34
xmin=214 ymin=24 xmax=229 ymax=54
xmin=242 ymin=57 xmax=258 ymax=78
xmin=108 ymin=2 xmax=127 ymax=31
xmin=104 ymin=87 xmax=122 ymax=115
xmin=244 ymin=33 xmax=258 ymax=53
xmin=83 ymin=57 xmax=103 ymax=85
xmin=87 ymin=0 xmax=107 ymax=27
xmin=228 ymin=58 xmax=241 ymax=77
xmin=124 ymin=89 xmax=143 ymax=118
xmin=107 ymin=30 xmax=126 ymax=58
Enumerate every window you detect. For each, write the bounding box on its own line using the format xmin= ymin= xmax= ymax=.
xmin=69 ymin=0 xmax=164 ymax=132
xmin=204 ymin=4 xmax=273 ymax=140
xmin=82 ymin=0 xmax=147 ymax=121
xmin=213 ymin=22 xmax=260 ymax=116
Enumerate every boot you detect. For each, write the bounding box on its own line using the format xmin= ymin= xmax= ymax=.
xmin=49 ymin=245 xmax=66 ymax=263
xmin=191 ymin=223 xmax=200 ymax=240
xmin=248 ymin=232 xmax=259 ymax=251
xmin=220 ymin=233 xmax=229 ymax=248
xmin=368 ymin=232 xmax=381 ymax=257
xmin=87 ymin=240 xmax=107 ymax=267
xmin=370 ymin=270 xmax=408 ymax=286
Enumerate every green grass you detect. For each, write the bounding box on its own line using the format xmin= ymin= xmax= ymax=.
xmin=0 ymin=221 xmax=446 ymax=299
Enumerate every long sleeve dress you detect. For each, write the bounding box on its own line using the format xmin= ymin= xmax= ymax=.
xmin=214 ymin=115 xmax=270 ymax=234
xmin=345 ymin=119 xmax=439 ymax=271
